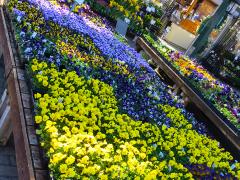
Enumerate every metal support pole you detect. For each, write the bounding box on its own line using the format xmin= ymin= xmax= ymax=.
xmin=189 ymin=0 xmax=231 ymax=58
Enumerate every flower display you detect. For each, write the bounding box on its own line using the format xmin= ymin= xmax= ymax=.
xmin=85 ymin=0 xmax=162 ymax=33
xmin=10 ymin=0 xmax=209 ymax=134
xmin=144 ymin=34 xmax=240 ymax=130
xmin=31 ymin=59 xmax=240 ymax=179
xmin=57 ymin=1 xmax=114 ymax=30
xmin=8 ymin=0 xmax=240 ymax=178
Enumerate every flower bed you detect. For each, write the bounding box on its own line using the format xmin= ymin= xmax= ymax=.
xmin=54 ymin=1 xmax=115 ymax=31
xmin=31 ymin=59 xmax=239 ymax=179
xmin=144 ymin=34 xmax=240 ymax=130
xmin=10 ymin=0 xmax=207 ymax=133
xmin=46 ymin=0 xmax=163 ymax=34
xmin=85 ymin=0 xmax=163 ymax=33
xmin=7 ymin=0 xmax=240 ymax=178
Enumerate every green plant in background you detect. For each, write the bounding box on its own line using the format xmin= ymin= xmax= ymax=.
xmin=143 ymin=33 xmax=240 ymax=131
xmin=85 ymin=0 xmax=163 ymax=34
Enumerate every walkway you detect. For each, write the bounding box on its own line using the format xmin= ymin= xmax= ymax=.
xmin=0 ymin=136 xmax=18 ymax=180
xmin=0 ymin=54 xmax=18 ymax=180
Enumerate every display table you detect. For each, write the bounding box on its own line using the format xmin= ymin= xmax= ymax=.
xmin=136 ymin=37 xmax=240 ymax=157
xmin=165 ymin=23 xmax=196 ymax=50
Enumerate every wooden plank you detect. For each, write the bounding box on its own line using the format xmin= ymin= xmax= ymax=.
xmin=0 ymin=8 xmax=35 ymax=180
xmin=0 ymin=89 xmax=7 ymax=115
xmin=31 ymin=146 xmax=44 ymax=169
xmin=136 ymin=37 xmax=240 ymax=154
xmin=35 ymin=170 xmax=49 ymax=180
xmin=0 ymin=9 xmax=15 ymax=77
xmin=7 ymin=66 xmax=35 ymax=180
xmin=0 ymin=89 xmax=11 ymax=145
xmin=27 ymin=126 xmax=38 ymax=146
xmin=24 ymin=108 xmax=35 ymax=126
xmin=0 ymin=105 xmax=11 ymax=145
xmin=19 ymin=79 xmax=30 ymax=94
xmin=1 ymin=7 xmax=50 ymax=179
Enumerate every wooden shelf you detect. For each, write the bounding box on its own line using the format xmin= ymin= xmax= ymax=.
xmin=136 ymin=36 xmax=240 ymax=157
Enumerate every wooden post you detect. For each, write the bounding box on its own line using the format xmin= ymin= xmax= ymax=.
xmin=0 ymin=8 xmax=36 ymax=180
xmin=0 ymin=89 xmax=12 ymax=145
xmin=184 ymin=96 xmax=190 ymax=107
xmin=136 ymin=43 xmax=142 ymax=52
xmin=173 ymin=85 xmax=180 ymax=95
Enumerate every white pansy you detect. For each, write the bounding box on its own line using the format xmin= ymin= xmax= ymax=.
xmin=150 ymin=19 xmax=156 ymax=25
xmin=124 ymin=18 xmax=130 ymax=24
xmin=151 ymin=7 xmax=155 ymax=12
xmin=146 ymin=6 xmax=151 ymax=12
xmin=144 ymin=0 xmax=150 ymax=4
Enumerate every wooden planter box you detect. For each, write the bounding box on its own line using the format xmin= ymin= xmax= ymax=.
xmin=0 ymin=7 xmax=49 ymax=180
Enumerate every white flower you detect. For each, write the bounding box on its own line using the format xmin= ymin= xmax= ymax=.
xmin=58 ymin=98 xmax=64 ymax=103
xmin=146 ymin=6 xmax=151 ymax=12
xmin=24 ymin=47 xmax=32 ymax=53
xmin=124 ymin=18 xmax=130 ymax=24
xmin=144 ymin=0 xmax=150 ymax=4
xmin=151 ymin=7 xmax=155 ymax=12
xmin=150 ymin=19 xmax=156 ymax=25
xmin=31 ymin=32 xmax=37 ymax=38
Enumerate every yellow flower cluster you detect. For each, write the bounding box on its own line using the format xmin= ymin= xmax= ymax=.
xmin=159 ymin=104 xmax=192 ymax=129
xmin=13 ymin=1 xmax=132 ymax=77
xmin=13 ymin=1 xmax=100 ymax=56
xmin=56 ymin=40 xmax=131 ymax=76
xmin=173 ymin=58 xmax=216 ymax=83
xmin=31 ymin=59 xmax=240 ymax=179
xmin=109 ymin=0 xmax=142 ymax=24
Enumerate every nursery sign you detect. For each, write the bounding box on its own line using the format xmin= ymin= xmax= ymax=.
xmin=116 ymin=18 xmax=129 ymax=37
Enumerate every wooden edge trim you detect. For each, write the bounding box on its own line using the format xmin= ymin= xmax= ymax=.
xmin=0 ymin=8 xmax=15 ymax=75
xmin=0 ymin=7 xmax=35 ymax=180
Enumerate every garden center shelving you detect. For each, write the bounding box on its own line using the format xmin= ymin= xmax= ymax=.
xmin=135 ymin=36 xmax=240 ymax=154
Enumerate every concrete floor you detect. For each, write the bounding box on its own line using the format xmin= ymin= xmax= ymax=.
xmin=0 ymin=136 xmax=18 ymax=180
